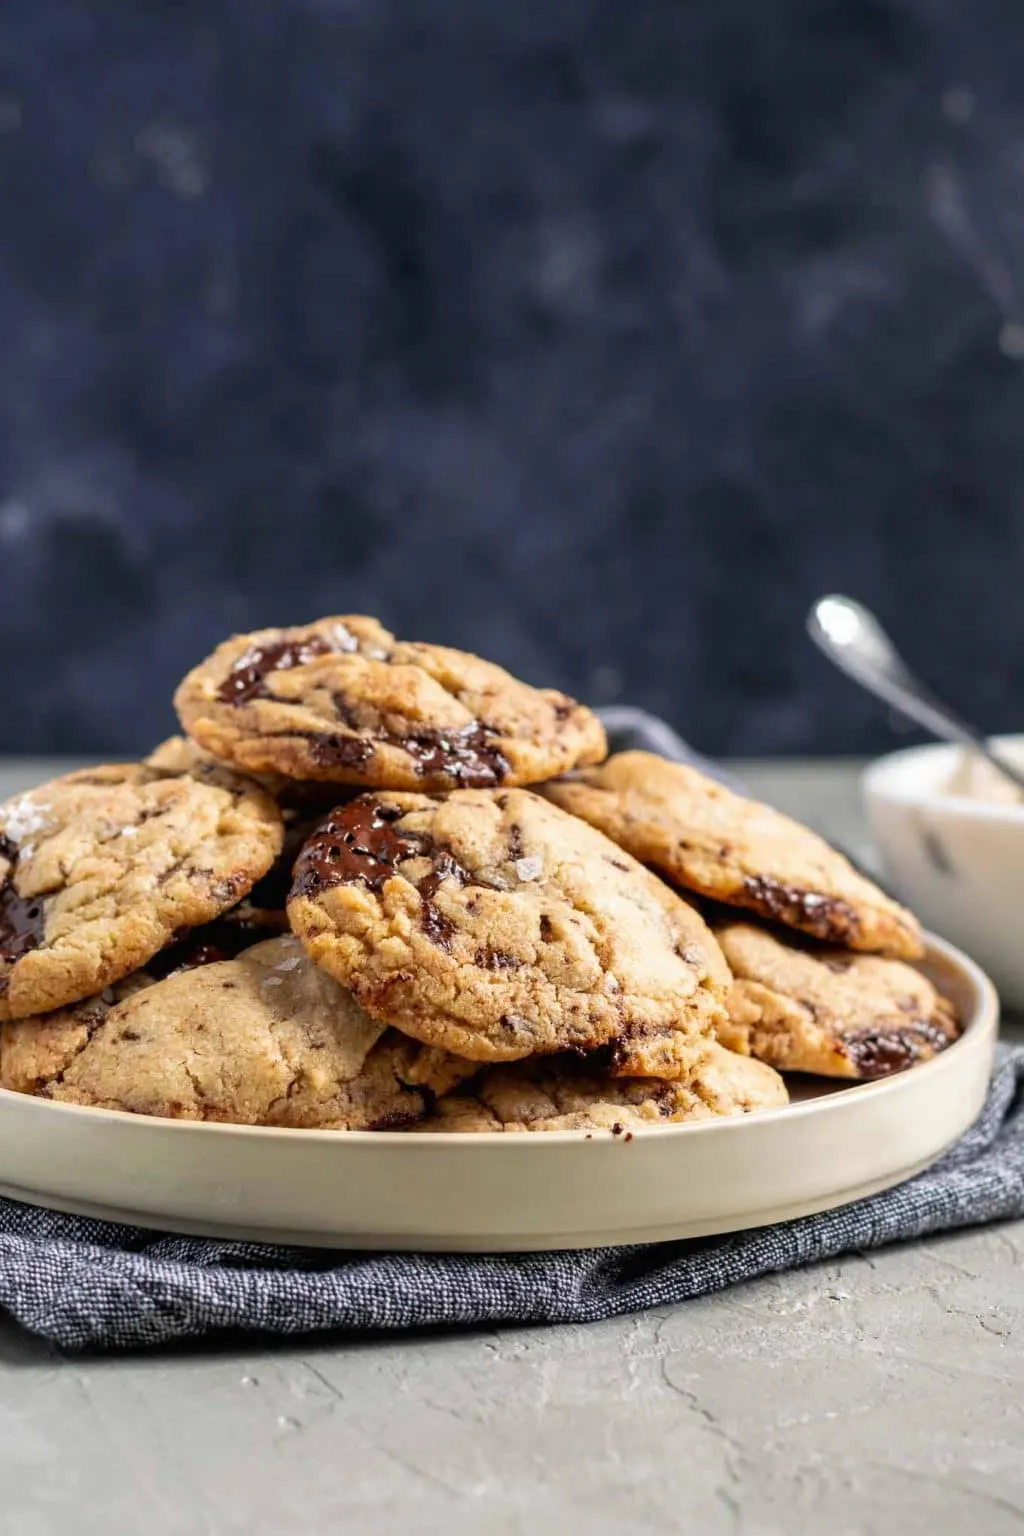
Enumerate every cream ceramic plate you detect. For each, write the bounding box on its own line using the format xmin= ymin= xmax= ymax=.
xmin=0 ymin=935 xmax=997 ymax=1250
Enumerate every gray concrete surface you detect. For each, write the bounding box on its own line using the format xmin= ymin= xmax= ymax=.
xmin=0 ymin=760 xmax=1021 ymax=1535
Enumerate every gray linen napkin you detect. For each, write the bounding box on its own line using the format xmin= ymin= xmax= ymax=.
xmin=0 ymin=710 xmax=1019 ymax=1351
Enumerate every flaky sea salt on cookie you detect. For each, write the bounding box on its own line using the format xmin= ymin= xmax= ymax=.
xmin=0 ymin=760 xmax=283 ymax=1020
xmin=174 ymin=615 xmax=606 ymax=790
xmin=287 ymin=787 xmax=730 ymax=1067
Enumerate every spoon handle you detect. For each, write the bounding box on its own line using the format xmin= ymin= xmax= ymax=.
xmin=807 ymin=595 xmax=1024 ymax=793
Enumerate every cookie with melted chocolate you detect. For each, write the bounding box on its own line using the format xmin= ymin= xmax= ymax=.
xmin=286 ymin=787 xmax=731 ymax=1067
xmin=146 ymin=734 xmax=344 ymax=815
xmin=542 ymin=752 xmax=922 ymax=958
xmin=714 ymin=920 xmax=959 ymax=1078
xmin=0 ymin=761 xmax=283 ymax=1020
xmin=417 ymin=1040 xmax=787 ymax=1133
xmin=173 ymin=615 xmax=606 ymax=791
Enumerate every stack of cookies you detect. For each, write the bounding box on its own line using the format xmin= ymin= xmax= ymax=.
xmin=0 ymin=616 xmax=958 ymax=1136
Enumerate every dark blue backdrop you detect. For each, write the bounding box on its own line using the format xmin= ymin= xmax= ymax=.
xmin=2 ymin=1 xmax=1023 ymax=757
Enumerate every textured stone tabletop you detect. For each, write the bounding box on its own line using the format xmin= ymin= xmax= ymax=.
xmin=0 ymin=759 xmax=1022 ymax=1535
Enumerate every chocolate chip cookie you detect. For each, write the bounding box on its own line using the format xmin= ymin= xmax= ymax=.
xmin=2 ymin=972 xmax=154 ymax=1095
xmin=174 ymin=616 xmax=606 ymax=790
xmin=0 ymin=761 xmax=283 ymax=1020
xmin=147 ymin=735 xmax=344 ymax=815
xmin=147 ymin=736 xmax=360 ymax=924
xmin=33 ymin=936 xmax=459 ymax=1128
xmin=287 ymin=788 xmax=731 ymax=1066
xmin=543 ymin=752 xmax=922 ymax=959
xmin=418 ymin=1041 xmax=788 ymax=1132
xmin=715 ymin=920 xmax=959 ymax=1078
xmin=0 ymin=903 xmax=301 ymax=1095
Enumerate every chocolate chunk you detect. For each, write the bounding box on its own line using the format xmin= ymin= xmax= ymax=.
xmin=247 ymin=808 xmax=343 ymax=911
xmin=217 ymin=636 xmax=333 ymax=704
xmin=476 ymin=949 xmax=521 ymax=971
xmin=148 ymin=939 xmax=233 ymax=978
xmin=307 ymin=733 xmax=375 ymax=770
xmin=741 ymin=875 xmax=861 ymax=944
xmin=147 ymin=913 xmax=272 ymax=980
xmin=420 ymin=903 xmax=455 ymax=950
xmin=400 ymin=726 xmax=510 ymax=788
xmin=417 ymin=852 xmax=472 ymax=952
xmin=574 ymin=1036 xmax=627 ymax=1073
xmin=75 ymin=1001 xmax=110 ymax=1032
xmin=507 ymin=824 xmax=525 ymax=862
xmin=291 ymin=800 xmax=484 ymax=951
xmin=421 ymin=851 xmax=473 ymax=897
xmin=843 ymin=1021 xmax=953 ymax=1078
xmin=290 ymin=797 xmax=426 ymax=899
xmin=369 ymin=1106 xmax=423 ymax=1132
xmin=329 ymin=693 xmax=365 ymax=730
xmin=0 ymin=833 xmax=18 ymax=864
xmin=157 ymin=858 xmax=186 ymax=887
xmin=0 ymin=837 xmax=46 ymax=964
xmin=0 ymin=884 xmax=46 ymax=963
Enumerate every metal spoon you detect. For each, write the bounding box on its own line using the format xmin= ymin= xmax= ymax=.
xmin=807 ymin=593 xmax=1024 ymax=794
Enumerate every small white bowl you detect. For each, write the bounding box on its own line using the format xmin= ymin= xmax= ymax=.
xmin=863 ymin=735 xmax=1024 ymax=1007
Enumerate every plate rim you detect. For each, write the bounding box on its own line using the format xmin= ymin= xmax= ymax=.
xmin=0 ymin=930 xmax=997 ymax=1147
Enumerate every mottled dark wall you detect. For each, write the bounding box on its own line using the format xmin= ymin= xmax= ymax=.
xmin=1 ymin=0 xmax=1023 ymax=757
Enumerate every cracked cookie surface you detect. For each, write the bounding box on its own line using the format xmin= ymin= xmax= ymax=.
xmin=147 ymin=734 xmax=345 ymax=815
xmin=418 ymin=1040 xmax=788 ymax=1132
xmin=32 ymin=936 xmax=459 ymax=1127
xmin=543 ymin=752 xmax=922 ymax=958
xmin=2 ymin=971 xmax=154 ymax=1095
xmin=287 ymin=788 xmax=731 ymax=1066
xmin=0 ymin=762 xmax=283 ymax=1020
xmin=715 ymin=920 xmax=959 ymax=1077
xmin=1 ymin=901 xmax=301 ymax=1095
xmin=147 ymin=736 xmax=356 ymax=919
xmin=174 ymin=615 xmax=606 ymax=789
